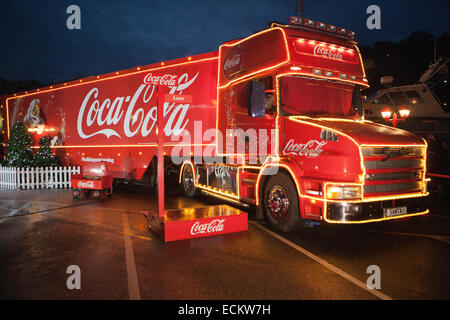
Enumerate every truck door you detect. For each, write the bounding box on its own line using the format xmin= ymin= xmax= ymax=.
xmin=230 ymin=75 xmax=277 ymax=165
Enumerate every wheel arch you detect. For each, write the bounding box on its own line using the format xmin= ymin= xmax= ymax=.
xmin=255 ymin=162 xmax=303 ymax=206
xmin=179 ymin=160 xmax=197 ymax=185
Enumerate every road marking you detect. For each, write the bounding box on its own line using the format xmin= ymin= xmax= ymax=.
xmin=250 ymin=221 xmax=393 ymax=300
xmin=122 ymin=211 xmax=142 ymax=300
xmin=369 ymin=230 xmax=450 ymax=244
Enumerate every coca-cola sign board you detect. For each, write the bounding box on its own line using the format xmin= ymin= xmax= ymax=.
xmin=163 ymin=212 xmax=248 ymax=241
xmin=293 ymin=41 xmax=358 ymax=64
xmin=6 ymin=62 xmax=217 ymax=147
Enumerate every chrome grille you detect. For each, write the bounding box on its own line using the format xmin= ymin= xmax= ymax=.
xmin=362 ymin=146 xmax=424 ymax=157
xmin=362 ymin=146 xmax=426 ymax=196
xmin=364 ymin=158 xmax=423 ymax=170
xmin=364 ymin=182 xmax=422 ymax=194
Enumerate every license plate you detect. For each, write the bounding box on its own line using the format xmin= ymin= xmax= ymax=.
xmin=384 ymin=206 xmax=407 ymax=217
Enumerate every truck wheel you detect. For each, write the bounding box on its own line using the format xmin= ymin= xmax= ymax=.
xmin=263 ymin=172 xmax=302 ymax=232
xmin=72 ymin=188 xmax=81 ymax=199
xmin=181 ymin=163 xmax=197 ymax=198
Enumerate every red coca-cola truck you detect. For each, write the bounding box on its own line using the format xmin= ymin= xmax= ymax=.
xmin=1 ymin=17 xmax=429 ymax=232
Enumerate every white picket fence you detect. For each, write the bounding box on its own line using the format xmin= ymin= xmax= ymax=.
xmin=0 ymin=166 xmax=81 ymax=190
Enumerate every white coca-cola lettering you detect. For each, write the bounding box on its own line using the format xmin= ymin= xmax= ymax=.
xmin=214 ymin=166 xmax=230 ymax=179
xmin=190 ymin=219 xmax=225 ymax=235
xmin=224 ymin=53 xmax=241 ymax=71
xmin=78 ymin=181 xmax=94 ymax=188
xmin=313 ymin=44 xmax=343 ymax=61
xmin=143 ymin=73 xmax=178 ymax=86
xmin=77 ymin=72 xmax=199 ymax=139
xmin=283 ymin=139 xmax=327 ymax=157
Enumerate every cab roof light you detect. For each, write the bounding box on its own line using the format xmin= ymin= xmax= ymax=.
xmin=339 ymin=73 xmax=348 ymax=80
xmin=304 ymin=18 xmax=315 ymax=27
xmin=316 ymin=21 xmax=326 ymax=30
xmin=337 ymin=27 xmax=347 ymax=35
xmin=286 ymin=16 xmax=353 ymax=40
xmin=290 ymin=16 xmax=303 ymax=25
xmin=327 ymin=25 xmax=337 ymax=33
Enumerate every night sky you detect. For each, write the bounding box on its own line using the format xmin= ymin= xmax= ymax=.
xmin=1 ymin=0 xmax=449 ymax=84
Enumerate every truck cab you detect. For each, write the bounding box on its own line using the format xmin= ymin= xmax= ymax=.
xmin=183 ymin=18 xmax=429 ymax=231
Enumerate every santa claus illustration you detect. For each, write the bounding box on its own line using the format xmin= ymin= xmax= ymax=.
xmin=22 ymin=98 xmax=63 ymax=146
xmin=23 ymin=99 xmax=44 ymax=128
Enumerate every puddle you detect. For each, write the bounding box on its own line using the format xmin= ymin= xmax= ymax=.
xmin=0 ymin=200 xmax=68 ymax=218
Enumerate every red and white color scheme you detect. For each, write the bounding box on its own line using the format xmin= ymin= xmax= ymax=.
xmin=1 ymin=16 xmax=429 ymax=240
xmin=148 ymin=206 xmax=248 ymax=242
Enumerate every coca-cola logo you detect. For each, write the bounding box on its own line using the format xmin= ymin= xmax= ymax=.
xmin=224 ymin=54 xmax=241 ymax=71
xmin=313 ymin=44 xmax=343 ymax=61
xmin=214 ymin=166 xmax=231 ymax=179
xmin=78 ymin=180 xmax=94 ymax=188
xmin=223 ymin=46 xmax=243 ymax=79
xmin=77 ymin=72 xmax=199 ymax=139
xmin=283 ymin=139 xmax=327 ymax=157
xmin=143 ymin=73 xmax=177 ymax=86
xmin=190 ymin=219 xmax=225 ymax=235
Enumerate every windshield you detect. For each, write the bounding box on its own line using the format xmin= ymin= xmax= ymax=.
xmin=280 ymin=76 xmax=358 ymax=118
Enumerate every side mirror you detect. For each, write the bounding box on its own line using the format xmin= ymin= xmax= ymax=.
xmin=248 ymin=81 xmax=265 ymax=117
xmin=352 ymin=86 xmax=364 ymax=117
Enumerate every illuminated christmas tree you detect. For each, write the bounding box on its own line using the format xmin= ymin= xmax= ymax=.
xmin=33 ymin=136 xmax=60 ymax=167
xmin=3 ymin=121 xmax=34 ymax=167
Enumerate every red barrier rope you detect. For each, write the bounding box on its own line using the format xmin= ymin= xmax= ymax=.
xmin=427 ymin=173 xmax=450 ymax=179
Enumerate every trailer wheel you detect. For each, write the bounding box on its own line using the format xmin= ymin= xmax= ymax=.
xmin=92 ymin=190 xmax=101 ymax=199
xmin=72 ymin=189 xmax=81 ymax=199
xmin=181 ymin=163 xmax=197 ymax=198
xmin=263 ymin=172 xmax=302 ymax=232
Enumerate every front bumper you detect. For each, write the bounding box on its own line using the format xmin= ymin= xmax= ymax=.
xmin=325 ymin=196 xmax=428 ymax=223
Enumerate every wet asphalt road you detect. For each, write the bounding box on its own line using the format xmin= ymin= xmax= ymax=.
xmin=0 ymin=184 xmax=449 ymax=300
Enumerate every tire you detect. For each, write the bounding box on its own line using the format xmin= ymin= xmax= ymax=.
xmin=263 ymin=172 xmax=303 ymax=232
xmin=180 ymin=163 xmax=197 ymax=198
xmin=92 ymin=190 xmax=101 ymax=199
xmin=72 ymin=188 xmax=81 ymax=199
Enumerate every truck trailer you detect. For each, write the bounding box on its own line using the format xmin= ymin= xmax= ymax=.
xmin=1 ymin=16 xmax=430 ymax=233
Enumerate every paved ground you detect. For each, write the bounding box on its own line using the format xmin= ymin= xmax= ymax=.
xmin=0 ymin=184 xmax=449 ymax=300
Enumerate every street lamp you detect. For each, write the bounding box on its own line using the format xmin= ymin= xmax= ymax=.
xmin=381 ymin=105 xmax=410 ymax=127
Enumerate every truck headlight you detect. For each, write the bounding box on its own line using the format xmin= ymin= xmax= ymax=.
xmin=326 ymin=185 xmax=362 ymax=200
